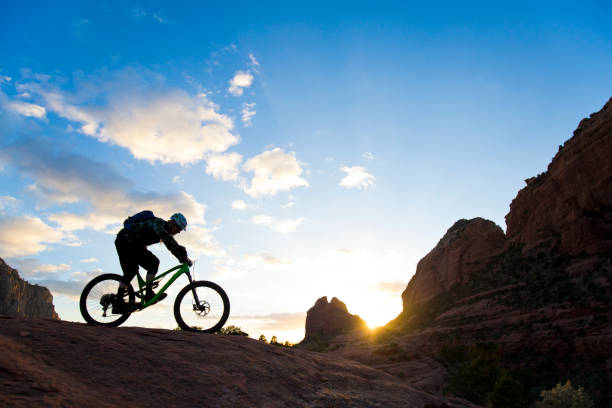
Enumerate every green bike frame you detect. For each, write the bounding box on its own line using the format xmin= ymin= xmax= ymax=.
xmin=134 ymin=263 xmax=193 ymax=309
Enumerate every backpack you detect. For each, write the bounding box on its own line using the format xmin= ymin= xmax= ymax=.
xmin=123 ymin=210 xmax=156 ymax=231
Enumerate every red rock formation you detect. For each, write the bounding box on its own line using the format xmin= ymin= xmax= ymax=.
xmin=401 ymin=218 xmax=506 ymax=310
xmin=506 ymin=97 xmax=612 ymax=255
xmin=302 ymin=296 xmax=367 ymax=344
xmin=0 ymin=315 xmax=478 ymax=408
xmin=0 ymin=258 xmax=59 ymax=320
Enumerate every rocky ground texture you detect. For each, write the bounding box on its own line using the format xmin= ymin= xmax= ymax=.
xmin=0 ymin=315 xmax=477 ymax=408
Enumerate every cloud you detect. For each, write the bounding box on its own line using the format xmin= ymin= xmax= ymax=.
xmin=243 ymin=148 xmax=309 ymax=197
xmin=205 ymin=152 xmax=242 ymax=181
xmin=231 ymin=200 xmax=249 ymax=210
xmin=228 ymin=71 xmax=253 ymax=96
xmin=362 ymin=152 xmax=374 ymax=161
xmin=178 ymin=225 xmax=226 ymax=258
xmin=241 ymin=102 xmax=256 ymax=127
xmin=6 ymin=258 xmax=71 ymax=279
xmin=1 ymin=140 xmax=207 ymax=233
xmin=373 ymin=281 xmax=406 ymax=294
xmin=0 ymin=196 xmax=20 ymax=213
xmin=80 ymin=258 xmax=98 ymax=263
xmin=0 ymin=215 xmax=77 ymax=257
xmin=339 ymin=166 xmax=376 ymax=190
xmin=231 ymin=312 xmax=305 ymax=331
xmin=248 ymin=53 xmax=260 ymax=67
xmin=252 ymin=215 xmax=304 ymax=234
xmin=6 ymin=101 xmax=46 ymax=119
xmin=242 ymin=252 xmax=293 ymax=266
xmin=172 ymin=176 xmax=182 ymax=184
xmin=17 ymin=69 xmax=239 ymax=165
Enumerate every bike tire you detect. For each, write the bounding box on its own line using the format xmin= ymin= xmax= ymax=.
xmin=79 ymin=273 xmax=135 ymax=327
xmin=174 ymin=281 xmax=230 ymax=333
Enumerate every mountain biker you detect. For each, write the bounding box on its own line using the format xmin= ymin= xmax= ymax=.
xmin=113 ymin=212 xmax=192 ymax=313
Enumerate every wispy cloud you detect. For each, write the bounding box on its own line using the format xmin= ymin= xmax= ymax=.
xmin=7 ymin=258 xmax=71 ymax=279
xmin=242 ymin=252 xmax=293 ymax=266
xmin=373 ymin=281 xmax=406 ymax=294
xmin=241 ymin=102 xmax=256 ymax=127
xmin=0 ymin=139 xmax=207 ymax=233
xmin=6 ymin=101 xmax=46 ymax=119
xmin=252 ymin=214 xmax=304 ymax=234
xmin=80 ymin=258 xmax=98 ymax=263
xmin=339 ymin=166 xmax=376 ymax=190
xmin=248 ymin=53 xmax=260 ymax=67
xmin=228 ymin=71 xmax=253 ymax=96
xmin=243 ymin=148 xmax=309 ymax=197
xmin=362 ymin=152 xmax=374 ymax=161
xmin=231 ymin=200 xmax=249 ymax=210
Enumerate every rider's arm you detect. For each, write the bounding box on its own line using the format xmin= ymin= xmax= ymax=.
xmin=152 ymin=220 xmax=189 ymax=263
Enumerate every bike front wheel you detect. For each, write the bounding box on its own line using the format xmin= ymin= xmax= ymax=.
xmin=79 ymin=273 xmax=135 ymax=327
xmin=174 ymin=281 xmax=230 ymax=333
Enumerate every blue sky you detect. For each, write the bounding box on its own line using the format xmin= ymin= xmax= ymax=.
xmin=1 ymin=1 xmax=611 ymax=341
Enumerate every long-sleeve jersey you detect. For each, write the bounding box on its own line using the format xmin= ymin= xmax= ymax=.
xmin=117 ymin=217 xmax=188 ymax=262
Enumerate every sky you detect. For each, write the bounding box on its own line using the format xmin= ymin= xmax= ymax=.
xmin=1 ymin=1 xmax=611 ymax=342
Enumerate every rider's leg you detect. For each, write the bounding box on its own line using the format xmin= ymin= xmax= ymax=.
xmin=114 ymin=237 xmax=139 ymax=302
xmin=138 ymin=249 xmax=159 ymax=300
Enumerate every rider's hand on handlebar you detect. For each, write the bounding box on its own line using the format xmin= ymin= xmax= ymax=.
xmin=186 ymin=258 xmax=193 ymax=267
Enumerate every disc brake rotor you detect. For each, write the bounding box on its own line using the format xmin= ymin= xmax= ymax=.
xmin=193 ymin=301 xmax=211 ymax=317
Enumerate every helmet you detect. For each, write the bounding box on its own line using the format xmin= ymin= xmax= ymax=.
xmin=170 ymin=213 xmax=187 ymax=231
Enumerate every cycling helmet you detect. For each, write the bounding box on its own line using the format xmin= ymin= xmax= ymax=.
xmin=170 ymin=213 xmax=187 ymax=231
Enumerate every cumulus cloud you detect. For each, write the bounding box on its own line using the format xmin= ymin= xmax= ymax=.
xmin=231 ymin=200 xmax=249 ymax=210
xmin=0 ymin=215 xmax=77 ymax=257
xmin=241 ymin=102 xmax=256 ymax=127
xmin=6 ymin=101 xmax=46 ymax=119
xmin=179 ymin=225 xmax=226 ymax=258
xmin=252 ymin=215 xmax=304 ymax=234
xmin=228 ymin=71 xmax=253 ymax=96
xmin=243 ymin=148 xmax=309 ymax=197
xmin=205 ymin=152 xmax=243 ymax=181
xmin=17 ymin=70 xmax=239 ymax=165
xmin=80 ymin=258 xmax=98 ymax=263
xmin=339 ymin=166 xmax=376 ymax=190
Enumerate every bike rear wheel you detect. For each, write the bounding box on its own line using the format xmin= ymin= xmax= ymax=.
xmin=79 ymin=273 xmax=135 ymax=327
xmin=174 ymin=281 xmax=230 ymax=333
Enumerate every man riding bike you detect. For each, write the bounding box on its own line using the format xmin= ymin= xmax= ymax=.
xmin=113 ymin=212 xmax=191 ymax=314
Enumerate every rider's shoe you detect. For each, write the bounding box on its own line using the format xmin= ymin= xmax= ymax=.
xmin=143 ymin=291 xmax=167 ymax=304
xmin=112 ymin=299 xmax=137 ymax=314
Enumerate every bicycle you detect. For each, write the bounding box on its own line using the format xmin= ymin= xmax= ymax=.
xmin=79 ymin=263 xmax=230 ymax=333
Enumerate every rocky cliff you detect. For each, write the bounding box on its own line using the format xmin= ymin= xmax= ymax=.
xmin=506 ymin=98 xmax=612 ymax=255
xmin=302 ymin=296 xmax=367 ymax=346
xmin=401 ymin=218 xmax=506 ymax=310
xmin=310 ymin=98 xmax=612 ymax=407
xmin=0 ymin=258 xmax=59 ymax=320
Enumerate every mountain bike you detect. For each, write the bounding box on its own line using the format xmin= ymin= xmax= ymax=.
xmin=79 ymin=263 xmax=230 ymax=333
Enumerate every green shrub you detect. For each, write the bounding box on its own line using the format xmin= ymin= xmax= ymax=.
xmin=216 ymin=325 xmax=249 ymax=336
xmin=535 ymin=381 xmax=594 ymax=408
xmin=488 ymin=373 xmax=528 ymax=408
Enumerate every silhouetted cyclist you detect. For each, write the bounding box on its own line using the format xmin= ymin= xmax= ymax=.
xmin=113 ymin=212 xmax=191 ymax=313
